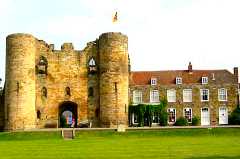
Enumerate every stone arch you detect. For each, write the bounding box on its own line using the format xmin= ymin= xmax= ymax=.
xmin=59 ymin=101 xmax=78 ymax=128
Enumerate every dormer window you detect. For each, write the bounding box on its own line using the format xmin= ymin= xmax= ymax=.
xmin=151 ymin=78 xmax=157 ymax=86
xmin=88 ymin=57 xmax=97 ymax=73
xmin=202 ymin=77 xmax=208 ymax=84
xmin=176 ymin=77 xmax=182 ymax=85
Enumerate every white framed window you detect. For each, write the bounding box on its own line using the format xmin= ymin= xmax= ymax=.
xmin=176 ymin=77 xmax=182 ymax=85
xmin=167 ymin=89 xmax=176 ymax=102
xmin=151 ymin=78 xmax=157 ymax=85
xmin=200 ymin=89 xmax=209 ymax=101
xmin=184 ymin=108 xmax=192 ymax=123
xmin=132 ymin=113 xmax=138 ymax=124
xmin=152 ymin=112 xmax=160 ymax=124
xmin=202 ymin=77 xmax=208 ymax=84
xmin=168 ymin=108 xmax=176 ymax=123
xmin=183 ymin=89 xmax=192 ymax=102
xmin=150 ymin=90 xmax=159 ymax=103
xmin=133 ymin=90 xmax=142 ymax=104
xmin=218 ymin=88 xmax=227 ymax=101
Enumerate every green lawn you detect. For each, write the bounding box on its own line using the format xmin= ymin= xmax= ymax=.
xmin=0 ymin=128 xmax=240 ymax=159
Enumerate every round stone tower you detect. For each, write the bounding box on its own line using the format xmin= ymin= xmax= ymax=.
xmin=98 ymin=32 xmax=129 ymax=128
xmin=5 ymin=33 xmax=36 ymax=130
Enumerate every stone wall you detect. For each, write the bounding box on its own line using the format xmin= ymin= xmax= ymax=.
xmin=86 ymin=42 xmax=100 ymax=127
xmin=5 ymin=34 xmax=36 ymax=130
xmin=35 ymin=40 xmax=88 ymax=128
xmin=99 ymin=33 xmax=129 ymax=127
xmin=34 ymin=32 xmax=129 ymax=128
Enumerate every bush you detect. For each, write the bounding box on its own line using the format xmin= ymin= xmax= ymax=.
xmin=160 ymin=111 xmax=168 ymax=126
xmin=229 ymin=107 xmax=240 ymax=125
xmin=191 ymin=116 xmax=200 ymax=126
xmin=174 ymin=117 xmax=189 ymax=126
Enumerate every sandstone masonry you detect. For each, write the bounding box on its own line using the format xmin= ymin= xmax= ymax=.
xmin=0 ymin=32 xmax=129 ymax=130
xmin=0 ymin=32 xmax=238 ymax=131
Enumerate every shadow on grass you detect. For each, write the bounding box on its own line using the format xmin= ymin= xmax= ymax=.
xmin=186 ymin=155 xmax=240 ymax=159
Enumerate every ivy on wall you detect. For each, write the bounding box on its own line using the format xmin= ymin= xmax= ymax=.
xmin=129 ymin=99 xmax=168 ymax=127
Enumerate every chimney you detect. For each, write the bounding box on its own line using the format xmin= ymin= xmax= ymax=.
xmin=188 ymin=62 xmax=193 ymax=73
xmin=234 ymin=67 xmax=238 ymax=83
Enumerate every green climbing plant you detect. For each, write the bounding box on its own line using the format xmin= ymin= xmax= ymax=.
xmin=129 ymin=98 xmax=168 ymax=127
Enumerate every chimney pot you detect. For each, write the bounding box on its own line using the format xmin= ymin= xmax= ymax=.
xmin=188 ymin=62 xmax=192 ymax=73
xmin=234 ymin=67 xmax=238 ymax=83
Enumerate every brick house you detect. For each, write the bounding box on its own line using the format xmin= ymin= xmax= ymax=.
xmin=129 ymin=62 xmax=239 ymax=126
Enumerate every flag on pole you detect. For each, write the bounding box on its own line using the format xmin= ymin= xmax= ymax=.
xmin=112 ymin=11 xmax=118 ymax=23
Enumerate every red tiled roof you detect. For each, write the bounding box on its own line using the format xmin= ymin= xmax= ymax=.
xmin=130 ymin=69 xmax=236 ymax=85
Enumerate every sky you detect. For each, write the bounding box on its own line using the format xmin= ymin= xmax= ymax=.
xmin=0 ymin=0 xmax=240 ymax=87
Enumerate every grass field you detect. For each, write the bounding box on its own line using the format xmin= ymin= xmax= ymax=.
xmin=0 ymin=128 xmax=240 ymax=159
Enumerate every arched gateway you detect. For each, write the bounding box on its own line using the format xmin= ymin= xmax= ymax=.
xmin=59 ymin=101 xmax=78 ymax=128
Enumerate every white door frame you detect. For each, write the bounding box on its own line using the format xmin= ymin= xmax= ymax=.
xmin=219 ymin=107 xmax=228 ymax=125
xmin=201 ymin=107 xmax=210 ymax=126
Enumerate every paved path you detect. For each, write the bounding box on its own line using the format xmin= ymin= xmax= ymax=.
xmin=10 ymin=125 xmax=240 ymax=132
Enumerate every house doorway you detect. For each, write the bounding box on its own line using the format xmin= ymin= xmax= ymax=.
xmin=219 ymin=107 xmax=228 ymax=125
xmin=59 ymin=101 xmax=78 ymax=128
xmin=201 ymin=107 xmax=210 ymax=126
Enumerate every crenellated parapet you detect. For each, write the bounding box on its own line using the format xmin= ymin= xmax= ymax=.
xmin=4 ymin=32 xmax=129 ymax=130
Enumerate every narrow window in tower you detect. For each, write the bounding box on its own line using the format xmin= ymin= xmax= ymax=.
xmin=65 ymin=87 xmax=71 ymax=96
xmin=89 ymin=87 xmax=94 ymax=97
xmin=89 ymin=58 xmax=96 ymax=66
xmin=88 ymin=57 xmax=97 ymax=73
xmin=37 ymin=110 xmax=41 ymax=119
xmin=16 ymin=81 xmax=20 ymax=93
xmin=38 ymin=56 xmax=48 ymax=74
xmin=41 ymin=87 xmax=47 ymax=98
xmin=114 ymin=82 xmax=118 ymax=93
xmin=95 ymin=108 xmax=100 ymax=118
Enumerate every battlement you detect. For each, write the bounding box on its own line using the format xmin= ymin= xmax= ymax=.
xmin=7 ymin=33 xmax=36 ymax=39
xmin=61 ymin=43 xmax=74 ymax=51
xmin=6 ymin=32 xmax=127 ymax=55
xmin=99 ymin=32 xmax=128 ymax=42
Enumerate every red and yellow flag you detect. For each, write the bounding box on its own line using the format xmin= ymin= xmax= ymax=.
xmin=112 ymin=11 xmax=118 ymax=23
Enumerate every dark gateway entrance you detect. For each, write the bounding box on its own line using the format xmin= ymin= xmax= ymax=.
xmin=59 ymin=101 xmax=78 ymax=128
